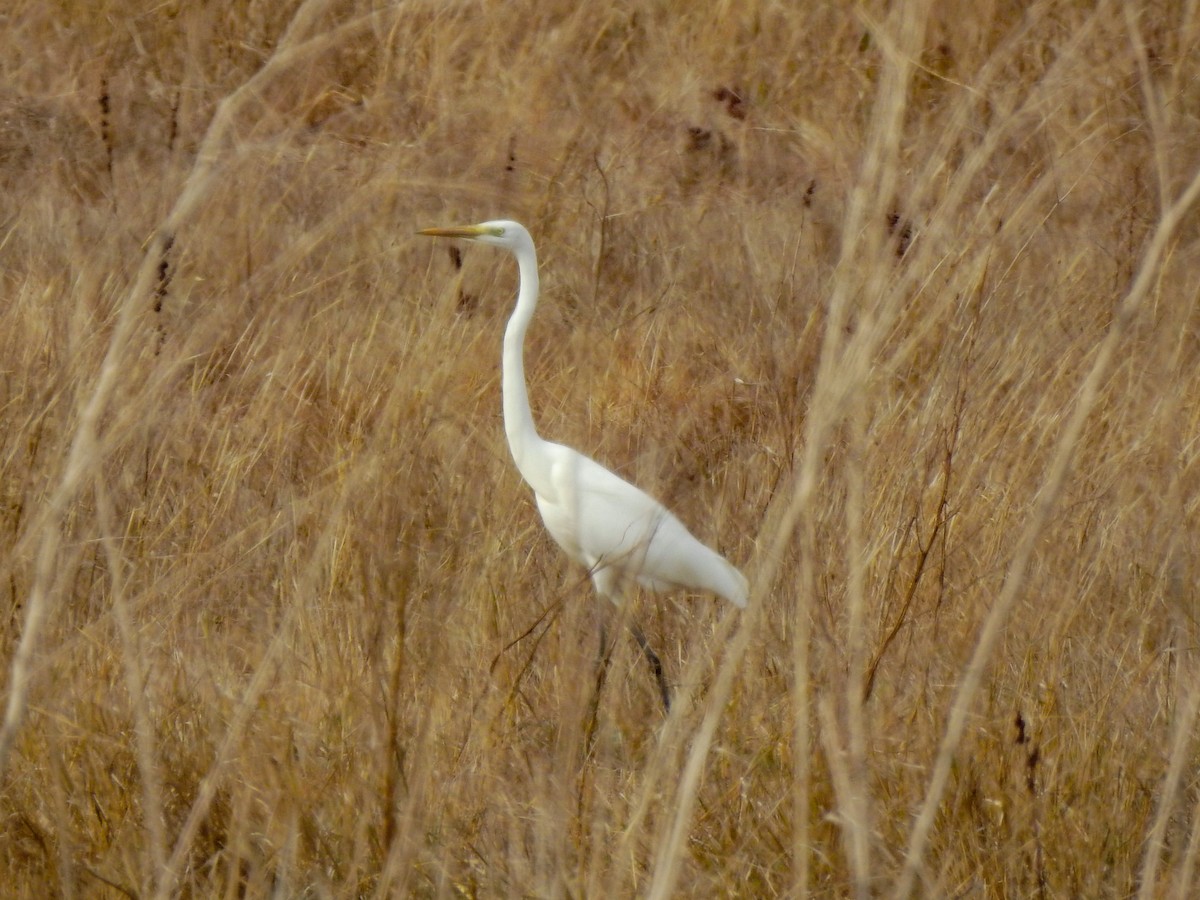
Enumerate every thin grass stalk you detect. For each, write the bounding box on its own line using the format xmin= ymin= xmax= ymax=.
xmin=1136 ymin=669 xmax=1200 ymax=900
xmin=842 ymin=371 xmax=872 ymax=899
xmin=1170 ymin=759 xmax=1200 ymax=900
xmin=93 ymin=478 xmax=168 ymax=893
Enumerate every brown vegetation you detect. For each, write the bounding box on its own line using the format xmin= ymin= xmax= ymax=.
xmin=1 ymin=0 xmax=1199 ymax=896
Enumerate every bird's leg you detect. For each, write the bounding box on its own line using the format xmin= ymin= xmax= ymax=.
xmin=630 ymin=622 xmax=671 ymax=713
xmin=595 ymin=618 xmax=613 ymax=698
xmin=583 ymin=617 xmax=613 ymax=755
xmin=590 ymin=569 xmax=671 ymax=712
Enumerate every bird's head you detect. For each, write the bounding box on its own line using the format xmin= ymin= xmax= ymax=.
xmin=418 ymin=219 xmax=532 ymax=252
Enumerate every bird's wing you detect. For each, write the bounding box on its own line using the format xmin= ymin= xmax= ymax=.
xmin=540 ymin=445 xmax=747 ymax=606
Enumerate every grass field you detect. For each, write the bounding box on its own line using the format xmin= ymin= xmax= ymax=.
xmin=2 ymin=0 xmax=1199 ymax=896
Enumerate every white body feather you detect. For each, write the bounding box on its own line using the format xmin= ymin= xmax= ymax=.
xmin=535 ymin=440 xmax=748 ymax=606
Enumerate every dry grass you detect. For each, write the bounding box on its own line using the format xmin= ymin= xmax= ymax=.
xmin=2 ymin=0 xmax=1199 ymax=896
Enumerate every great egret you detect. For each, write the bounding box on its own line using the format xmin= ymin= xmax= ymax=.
xmin=419 ymin=220 xmax=748 ymax=710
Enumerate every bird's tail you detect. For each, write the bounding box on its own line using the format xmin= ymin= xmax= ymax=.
xmin=718 ymin=558 xmax=750 ymax=608
xmin=695 ymin=544 xmax=749 ymax=608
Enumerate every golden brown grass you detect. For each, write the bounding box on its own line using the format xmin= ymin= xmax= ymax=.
xmin=2 ymin=0 xmax=1200 ymax=896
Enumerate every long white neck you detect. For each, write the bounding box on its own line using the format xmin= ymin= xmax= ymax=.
xmin=502 ymin=242 xmax=555 ymax=495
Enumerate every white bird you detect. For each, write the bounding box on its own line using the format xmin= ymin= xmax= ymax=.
xmin=418 ymin=219 xmax=747 ymax=710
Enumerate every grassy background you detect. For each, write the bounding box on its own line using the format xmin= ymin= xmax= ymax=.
xmin=2 ymin=0 xmax=1199 ymax=896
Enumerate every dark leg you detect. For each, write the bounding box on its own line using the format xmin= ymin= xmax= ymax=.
xmin=584 ymin=619 xmax=613 ymax=753
xmin=595 ymin=619 xmax=612 ymax=696
xmin=631 ymin=622 xmax=671 ymax=713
